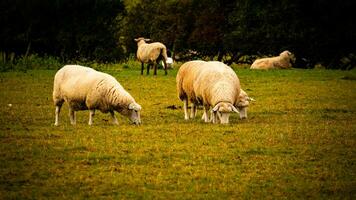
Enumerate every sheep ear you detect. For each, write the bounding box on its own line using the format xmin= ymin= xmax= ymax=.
xmin=247 ymin=97 xmax=256 ymax=102
xmin=231 ymin=105 xmax=239 ymax=113
xmin=212 ymin=104 xmax=220 ymax=112
xmin=128 ymin=103 xmax=134 ymax=110
xmin=144 ymin=38 xmax=151 ymax=42
xmin=129 ymin=103 xmax=141 ymax=111
xmin=134 ymin=38 xmax=139 ymax=42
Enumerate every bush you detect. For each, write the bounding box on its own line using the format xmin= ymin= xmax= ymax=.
xmin=0 ymin=53 xmax=62 ymax=72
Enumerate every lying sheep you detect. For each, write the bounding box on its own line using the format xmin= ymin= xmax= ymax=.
xmin=53 ymin=65 xmax=142 ymax=126
xmin=250 ymin=50 xmax=296 ymax=69
xmin=177 ymin=60 xmax=241 ymax=124
xmin=134 ymin=37 xmax=168 ymax=75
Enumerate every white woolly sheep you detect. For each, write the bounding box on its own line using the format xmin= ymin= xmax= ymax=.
xmin=134 ymin=37 xmax=168 ymax=75
xmin=53 ymin=65 xmax=142 ymax=126
xmin=250 ymin=50 xmax=296 ymax=69
xmin=176 ymin=60 xmax=241 ymax=124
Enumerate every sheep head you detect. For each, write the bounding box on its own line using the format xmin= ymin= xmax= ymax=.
xmin=236 ymin=90 xmax=255 ymax=119
xmin=128 ymin=102 xmax=142 ymax=125
xmin=280 ymin=50 xmax=296 ymax=65
xmin=134 ymin=37 xmax=151 ymax=46
xmin=118 ymin=102 xmax=141 ymax=125
xmin=212 ymin=102 xmax=239 ymax=124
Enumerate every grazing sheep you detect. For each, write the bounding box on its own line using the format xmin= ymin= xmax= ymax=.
xmin=134 ymin=37 xmax=168 ymax=75
xmin=176 ymin=60 xmax=241 ymax=124
xmin=250 ymin=50 xmax=296 ymax=69
xmin=53 ymin=65 xmax=142 ymax=126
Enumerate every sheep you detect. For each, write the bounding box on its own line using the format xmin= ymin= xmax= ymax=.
xmin=250 ymin=50 xmax=296 ymax=69
xmin=53 ymin=65 xmax=142 ymax=126
xmin=176 ymin=60 xmax=241 ymax=124
xmin=134 ymin=37 xmax=168 ymax=75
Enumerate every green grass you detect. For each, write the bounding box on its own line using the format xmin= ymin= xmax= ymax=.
xmin=0 ymin=65 xmax=355 ymax=199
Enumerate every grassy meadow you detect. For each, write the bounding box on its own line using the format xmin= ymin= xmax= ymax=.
xmin=0 ymin=63 xmax=355 ymax=199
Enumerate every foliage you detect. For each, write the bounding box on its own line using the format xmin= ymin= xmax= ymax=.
xmin=0 ymin=0 xmax=125 ymax=62
xmin=0 ymin=0 xmax=355 ymax=69
xmin=0 ymin=52 xmax=62 ymax=72
xmin=0 ymin=67 xmax=355 ymax=198
xmin=118 ymin=0 xmax=356 ymax=68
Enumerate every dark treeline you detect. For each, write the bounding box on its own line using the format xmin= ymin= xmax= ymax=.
xmin=0 ymin=0 xmax=124 ymax=62
xmin=1 ymin=0 xmax=355 ymax=69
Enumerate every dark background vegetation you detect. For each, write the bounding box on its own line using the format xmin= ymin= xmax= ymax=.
xmin=0 ymin=0 xmax=355 ymax=69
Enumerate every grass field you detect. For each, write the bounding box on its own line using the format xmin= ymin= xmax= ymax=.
xmin=0 ymin=64 xmax=355 ymax=199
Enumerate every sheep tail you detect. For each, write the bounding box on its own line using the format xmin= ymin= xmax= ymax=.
xmin=176 ymin=71 xmax=186 ymax=101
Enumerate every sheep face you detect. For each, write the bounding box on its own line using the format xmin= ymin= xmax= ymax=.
xmin=212 ymin=102 xmax=239 ymax=124
xmin=236 ymin=101 xmax=249 ymax=119
xmin=128 ymin=103 xmax=142 ymax=125
xmin=280 ymin=50 xmax=296 ymax=65
xmin=236 ymin=90 xmax=250 ymax=119
xmin=119 ymin=103 xmax=142 ymax=125
xmin=238 ymin=106 xmax=248 ymax=119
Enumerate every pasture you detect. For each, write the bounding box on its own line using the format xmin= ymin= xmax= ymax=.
xmin=0 ymin=64 xmax=355 ymax=199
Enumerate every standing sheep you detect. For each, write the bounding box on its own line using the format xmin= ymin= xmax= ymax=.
xmin=250 ymin=50 xmax=296 ymax=69
xmin=53 ymin=65 xmax=142 ymax=126
xmin=176 ymin=60 xmax=241 ymax=124
xmin=134 ymin=37 xmax=168 ymax=75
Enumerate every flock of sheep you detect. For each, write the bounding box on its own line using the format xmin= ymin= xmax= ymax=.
xmin=53 ymin=37 xmax=295 ymax=125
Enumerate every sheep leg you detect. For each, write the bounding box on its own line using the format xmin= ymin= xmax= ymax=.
xmin=211 ymin=111 xmax=218 ymax=124
xmin=153 ymin=63 xmax=157 ymax=75
xmin=203 ymin=105 xmax=210 ymax=122
xmin=54 ymin=105 xmax=62 ymax=126
xmin=162 ymin=58 xmax=167 ymax=75
xmin=183 ymin=99 xmax=189 ymax=120
xmin=141 ymin=62 xmax=144 ymax=75
xmin=202 ymin=110 xmax=213 ymax=122
xmin=190 ymin=103 xmax=197 ymax=118
xmin=201 ymin=111 xmax=206 ymax=120
xmin=69 ymin=108 xmax=76 ymax=125
xmin=88 ymin=109 xmax=95 ymax=125
xmin=147 ymin=63 xmax=150 ymax=75
xmin=110 ymin=111 xmax=119 ymax=125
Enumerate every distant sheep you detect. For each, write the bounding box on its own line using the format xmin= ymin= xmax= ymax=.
xmin=176 ymin=60 xmax=241 ymax=124
xmin=53 ymin=65 xmax=142 ymax=126
xmin=250 ymin=50 xmax=296 ymax=69
xmin=134 ymin=37 xmax=168 ymax=75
